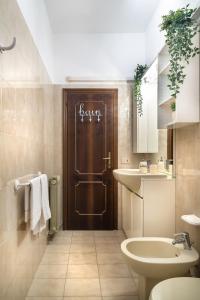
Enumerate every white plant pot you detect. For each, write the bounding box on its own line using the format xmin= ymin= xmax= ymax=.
xmin=172 ymin=111 xmax=176 ymax=121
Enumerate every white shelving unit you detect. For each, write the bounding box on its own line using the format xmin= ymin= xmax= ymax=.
xmin=157 ymin=35 xmax=200 ymax=129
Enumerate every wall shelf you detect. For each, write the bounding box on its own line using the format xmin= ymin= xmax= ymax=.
xmin=159 ymin=96 xmax=174 ymax=107
xmin=166 ymin=121 xmax=199 ymax=129
xmin=157 ymin=35 xmax=200 ymax=129
xmin=159 ymin=62 xmax=170 ymax=75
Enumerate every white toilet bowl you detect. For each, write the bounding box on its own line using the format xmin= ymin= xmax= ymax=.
xmin=149 ymin=277 xmax=200 ymax=300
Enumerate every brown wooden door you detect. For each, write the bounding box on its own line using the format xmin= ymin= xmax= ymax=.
xmin=63 ymin=89 xmax=118 ymax=230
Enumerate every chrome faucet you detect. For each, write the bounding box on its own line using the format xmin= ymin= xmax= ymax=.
xmin=172 ymin=232 xmax=192 ymax=250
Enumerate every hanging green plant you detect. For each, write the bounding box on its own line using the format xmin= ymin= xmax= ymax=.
xmin=160 ymin=4 xmax=200 ymax=98
xmin=170 ymin=101 xmax=176 ymax=112
xmin=133 ymin=64 xmax=148 ymax=116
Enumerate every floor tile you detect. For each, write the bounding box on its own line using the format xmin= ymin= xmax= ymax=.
xmin=56 ymin=230 xmax=73 ymax=237
xmin=98 ymin=264 xmax=131 ymax=278
xmin=45 ymin=244 xmax=70 ymax=253
xmin=97 ymin=253 xmax=125 ymax=264
xmin=102 ymin=297 xmax=139 ymax=300
xmin=72 ymin=231 xmax=95 ymax=237
xmin=68 ymin=253 xmax=97 ymax=265
xmin=70 ymin=243 xmax=96 ymax=253
xmin=94 ymin=230 xmax=124 ymax=237
xmin=65 ymin=279 xmax=101 ymax=296
xmin=35 ymin=264 xmax=67 ymax=279
xmin=49 ymin=237 xmax=71 ymax=245
xmin=64 ymin=297 xmax=102 ymax=300
xmin=67 ymin=264 xmax=98 ymax=278
xmin=95 ymin=237 xmax=121 ymax=244
xmin=100 ymin=278 xmax=137 ymax=297
xmin=26 ymin=298 xmax=62 ymax=300
xmin=27 ymin=279 xmax=65 ymax=297
xmin=96 ymin=243 xmax=121 ymax=253
xmin=71 ymin=236 xmax=95 ymax=243
xmin=41 ymin=252 xmax=68 ymax=265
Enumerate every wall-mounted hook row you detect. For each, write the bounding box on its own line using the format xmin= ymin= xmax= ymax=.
xmin=0 ymin=37 xmax=16 ymax=53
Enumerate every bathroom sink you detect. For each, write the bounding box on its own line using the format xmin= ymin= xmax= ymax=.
xmin=150 ymin=277 xmax=200 ymax=300
xmin=113 ymin=169 xmax=166 ymax=193
xmin=121 ymin=237 xmax=199 ymax=279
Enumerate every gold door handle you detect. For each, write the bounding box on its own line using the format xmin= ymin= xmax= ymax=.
xmin=102 ymin=152 xmax=111 ymax=169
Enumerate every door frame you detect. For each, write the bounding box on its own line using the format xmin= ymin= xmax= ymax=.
xmin=63 ymin=88 xmax=118 ymax=230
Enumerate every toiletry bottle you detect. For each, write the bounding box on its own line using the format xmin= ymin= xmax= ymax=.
xmin=139 ymin=160 xmax=148 ymax=174
xmin=157 ymin=157 xmax=165 ymax=173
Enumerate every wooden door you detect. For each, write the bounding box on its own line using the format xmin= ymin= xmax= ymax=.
xmin=63 ymin=89 xmax=118 ymax=230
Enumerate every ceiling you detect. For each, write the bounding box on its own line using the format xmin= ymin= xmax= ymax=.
xmin=45 ymin=0 xmax=160 ymax=34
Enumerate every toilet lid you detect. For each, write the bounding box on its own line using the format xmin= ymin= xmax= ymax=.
xmin=150 ymin=277 xmax=200 ymax=300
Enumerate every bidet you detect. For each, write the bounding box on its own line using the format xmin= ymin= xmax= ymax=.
xmin=121 ymin=237 xmax=199 ymax=300
xmin=172 ymin=232 xmax=192 ymax=250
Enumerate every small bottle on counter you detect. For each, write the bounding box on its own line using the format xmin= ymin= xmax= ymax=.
xmin=139 ymin=160 xmax=148 ymax=174
xmin=157 ymin=157 xmax=165 ymax=173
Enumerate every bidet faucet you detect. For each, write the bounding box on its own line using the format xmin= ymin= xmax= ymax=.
xmin=172 ymin=232 xmax=192 ymax=250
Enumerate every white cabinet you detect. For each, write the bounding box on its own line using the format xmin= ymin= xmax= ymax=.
xmin=133 ymin=59 xmax=158 ymax=153
xmin=121 ymin=177 xmax=175 ymax=238
xmin=158 ymin=36 xmax=200 ymax=129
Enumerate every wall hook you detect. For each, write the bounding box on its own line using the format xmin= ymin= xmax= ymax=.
xmin=0 ymin=37 xmax=16 ymax=53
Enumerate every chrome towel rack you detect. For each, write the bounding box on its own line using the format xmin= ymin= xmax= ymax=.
xmin=0 ymin=37 xmax=16 ymax=53
xmin=14 ymin=171 xmax=42 ymax=191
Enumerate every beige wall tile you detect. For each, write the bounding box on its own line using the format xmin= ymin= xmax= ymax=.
xmin=0 ymin=0 xmax=54 ymax=299
xmin=175 ymin=124 xmax=200 ymax=255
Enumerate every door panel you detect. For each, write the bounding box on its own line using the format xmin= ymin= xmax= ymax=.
xmin=63 ymin=89 xmax=118 ymax=230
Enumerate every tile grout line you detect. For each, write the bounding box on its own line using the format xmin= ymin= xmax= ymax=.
xmin=64 ymin=231 xmax=73 ymax=297
xmin=94 ymin=231 xmax=103 ymax=299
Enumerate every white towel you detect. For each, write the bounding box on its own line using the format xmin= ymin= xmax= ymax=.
xmin=30 ymin=177 xmax=42 ymax=235
xmin=24 ymin=186 xmax=30 ymax=223
xmin=40 ymin=174 xmax=51 ymax=232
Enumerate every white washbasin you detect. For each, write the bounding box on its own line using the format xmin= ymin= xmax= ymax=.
xmin=150 ymin=277 xmax=200 ymax=300
xmin=113 ymin=169 xmax=166 ymax=193
xmin=121 ymin=237 xmax=199 ymax=279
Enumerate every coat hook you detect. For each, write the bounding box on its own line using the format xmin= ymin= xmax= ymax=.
xmin=0 ymin=37 xmax=16 ymax=53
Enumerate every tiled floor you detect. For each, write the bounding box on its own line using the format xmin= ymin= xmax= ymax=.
xmin=26 ymin=230 xmax=139 ymax=300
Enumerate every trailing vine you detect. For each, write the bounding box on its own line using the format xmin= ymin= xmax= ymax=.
xmin=170 ymin=101 xmax=176 ymax=111
xmin=133 ymin=64 xmax=148 ymax=116
xmin=160 ymin=4 xmax=200 ymax=98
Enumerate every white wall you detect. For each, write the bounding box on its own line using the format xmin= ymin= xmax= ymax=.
xmin=53 ymin=33 xmax=145 ymax=84
xmin=17 ymin=0 xmax=54 ymax=81
xmin=145 ymin=0 xmax=200 ymax=65
xmin=17 ymin=0 xmax=200 ymax=82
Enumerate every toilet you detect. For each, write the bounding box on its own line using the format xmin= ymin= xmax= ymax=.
xmin=149 ymin=277 xmax=200 ymax=300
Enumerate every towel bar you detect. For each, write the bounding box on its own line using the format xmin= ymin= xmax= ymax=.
xmin=14 ymin=171 xmax=42 ymax=191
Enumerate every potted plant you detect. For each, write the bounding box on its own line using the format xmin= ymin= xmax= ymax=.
xmin=160 ymin=5 xmax=200 ymax=99
xmin=170 ymin=101 xmax=176 ymax=121
xmin=133 ymin=64 xmax=148 ymax=116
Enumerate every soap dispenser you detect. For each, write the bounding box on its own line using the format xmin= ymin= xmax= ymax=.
xmin=157 ymin=157 xmax=165 ymax=173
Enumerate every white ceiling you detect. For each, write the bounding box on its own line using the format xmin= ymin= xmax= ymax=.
xmin=44 ymin=0 xmax=160 ymax=33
